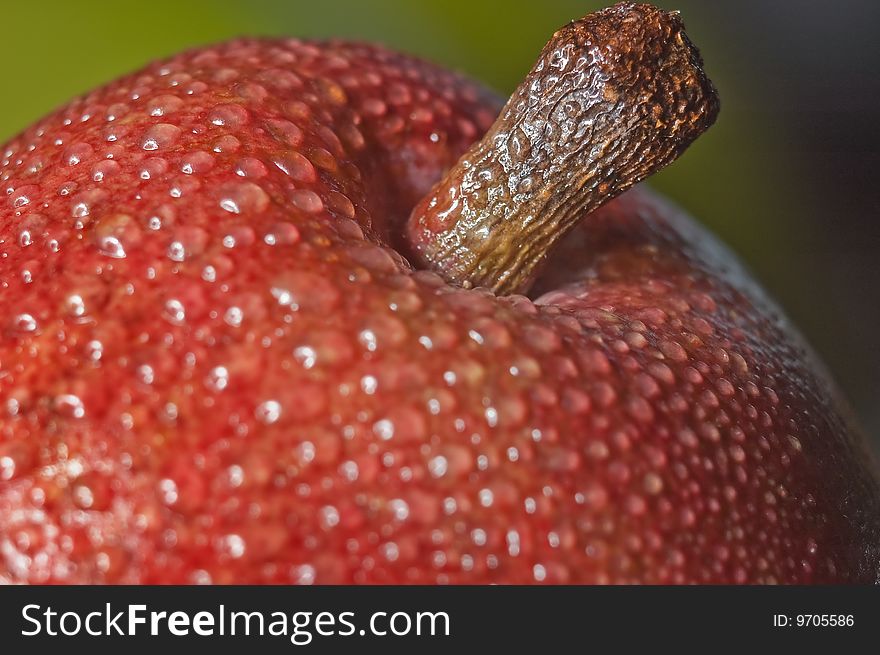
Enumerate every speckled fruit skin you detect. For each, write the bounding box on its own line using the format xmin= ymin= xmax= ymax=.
xmin=1 ymin=37 xmax=878 ymax=585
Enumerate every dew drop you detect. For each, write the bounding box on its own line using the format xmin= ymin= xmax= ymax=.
xmin=97 ymin=235 xmax=126 ymax=259
xmin=479 ymin=488 xmax=494 ymax=507
xmin=74 ymin=485 xmax=94 ymax=509
xmin=147 ymin=94 xmax=184 ymax=117
xmin=234 ymin=157 xmax=268 ymax=178
xmin=54 ymin=394 xmax=85 ymax=419
xmin=137 ymin=364 xmax=155 ymax=385
xmin=274 ymin=153 xmax=316 ymax=182
xmin=86 ymin=340 xmax=103 ymax=362
xmin=339 ymin=460 xmax=359 ymax=482
xmin=320 ymin=505 xmax=340 ymax=529
xmin=0 ymin=456 xmax=15 ymax=481
xmin=643 ymin=472 xmax=664 ymax=495
xmin=270 ymin=271 xmax=339 ymax=312
xmin=291 ymin=564 xmax=316 ymax=585
xmin=389 ymin=498 xmax=410 ymax=521
xmin=428 ymin=455 xmax=448 ymax=478
xmin=289 ymin=189 xmax=324 ymax=214
xmin=218 ymin=182 xmax=269 ymax=215
xmin=373 ymin=419 xmax=394 ymax=441
xmin=264 ymin=119 xmax=303 ymax=147
xmin=220 ymin=534 xmax=246 ymax=559
xmin=263 ymin=222 xmax=300 ymax=246
xmin=293 ymin=346 xmax=317 ymax=369
xmin=255 ymin=399 xmax=282 ymax=425
xmin=224 ymin=306 xmax=243 ymax=327
xmin=206 ymin=366 xmax=229 ymax=391
xmin=159 ymin=479 xmax=178 ymax=505
xmin=163 ymin=298 xmax=186 ymax=325
xmin=208 ymin=103 xmax=250 ymax=127
xmin=11 ymin=313 xmax=38 ymax=333
xmin=361 ymin=375 xmax=378 ymax=395
xmin=63 ymin=142 xmax=93 ymax=166
xmin=142 ymin=123 xmax=181 ymax=151
xmin=381 ymin=542 xmax=399 ymax=562
xmin=167 ymin=241 xmax=186 ymax=262
xmin=180 ymin=150 xmax=214 ymax=174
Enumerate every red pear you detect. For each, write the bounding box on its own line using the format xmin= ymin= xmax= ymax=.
xmin=1 ymin=3 xmax=877 ymax=584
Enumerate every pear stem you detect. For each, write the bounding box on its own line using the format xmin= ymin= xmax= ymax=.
xmin=404 ymin=2 xmax=720 ymax=295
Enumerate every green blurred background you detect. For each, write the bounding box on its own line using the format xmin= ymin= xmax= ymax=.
xmin=3 ymin=1 xmax=878 ymax=445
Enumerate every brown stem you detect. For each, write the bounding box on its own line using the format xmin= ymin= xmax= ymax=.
xmin=404 ymin=2 xmax=720 ymax=295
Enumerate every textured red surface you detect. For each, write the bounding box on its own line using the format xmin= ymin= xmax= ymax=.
xmin=1 ymin=38 xmax=878 ymax=583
